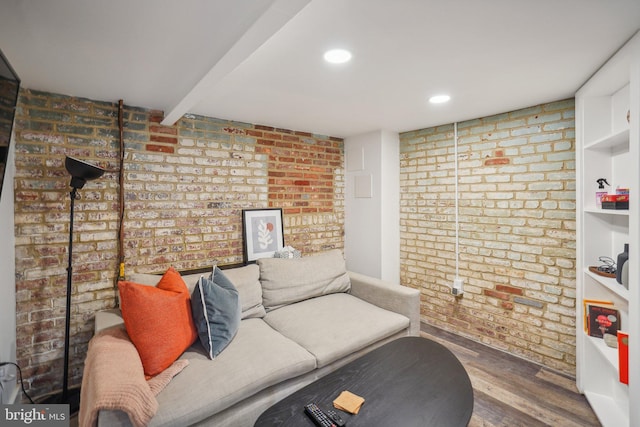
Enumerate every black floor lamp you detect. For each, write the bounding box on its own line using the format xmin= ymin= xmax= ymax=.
xmin=43 ymin=156 xmax=105 ymax=412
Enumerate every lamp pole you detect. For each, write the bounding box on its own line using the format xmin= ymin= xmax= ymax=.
xmin=41 ymin=156 xmax=104 ymax=413
xmin=62 ymin=186 xmax=78 ymax=404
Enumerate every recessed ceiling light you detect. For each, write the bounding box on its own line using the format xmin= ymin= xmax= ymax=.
xmin=324 ymin=49 xmax=352 ymax=64
xmin=429 ymin=94 xmax=451 ymax=104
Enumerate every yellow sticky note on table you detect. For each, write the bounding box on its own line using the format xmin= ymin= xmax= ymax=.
xmin=333 ymin=390 xmax=365 ymax=414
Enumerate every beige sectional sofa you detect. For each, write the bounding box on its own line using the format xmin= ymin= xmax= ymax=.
xmin=85 ymin=249 xmax=420 ymax=427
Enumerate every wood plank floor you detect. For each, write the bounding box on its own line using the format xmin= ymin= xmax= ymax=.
xmin=421 ymin=323 xmax=601 ymax=427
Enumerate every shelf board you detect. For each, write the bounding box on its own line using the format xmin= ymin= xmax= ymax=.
xmin=585 ymin=334 xmax=619 ymax=372
xmin=584 ymin=390 xmax=628 ymax=427
xmin=584 ymin=208 xmax=629 ymax=217
xmin=585 ymin=268 xmax=629 ymax=301
xmin=585 ymin=128 xmax=629 ymax=151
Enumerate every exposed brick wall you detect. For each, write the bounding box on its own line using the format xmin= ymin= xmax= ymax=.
xmin=256 ymin=125 xmax=344 ymax=251
xmin=258 ymin=126 xmax=340 ymax=214
xmin=12 ymin=89 xmax=344 ymax=399
xmin=400 ymin=99 xmax=576 ymax=374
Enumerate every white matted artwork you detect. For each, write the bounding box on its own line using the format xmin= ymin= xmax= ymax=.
xmin=242 ymin=208 xmax=285 ymax=263
xmin=355 ymin=174 xmax=373 ymax=198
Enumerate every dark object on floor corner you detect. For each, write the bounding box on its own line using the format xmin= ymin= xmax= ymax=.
xmin=40 ymin=386 xmax=81 ymax=416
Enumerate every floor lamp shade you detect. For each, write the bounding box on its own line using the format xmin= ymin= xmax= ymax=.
xmin=65 ymin=156 xmax=105 ymax=188
xmin=43 ymin=156 xmax=105 ymax=412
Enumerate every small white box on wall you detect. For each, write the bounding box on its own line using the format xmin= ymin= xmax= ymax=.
xmin=347 ymin=146 xmax=365 ymax=172
xmin=354 ymin=174 xmax=372 ymax=198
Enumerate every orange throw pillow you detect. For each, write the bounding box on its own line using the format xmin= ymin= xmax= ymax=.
xmin=119 ymin=267 xmax=198 ymax=377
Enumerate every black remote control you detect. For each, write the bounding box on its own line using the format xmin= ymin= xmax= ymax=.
xmin=326 ymin=409 xmax=346 ymax=427
xmin=304 ymin=403 xmax=336 ymax=427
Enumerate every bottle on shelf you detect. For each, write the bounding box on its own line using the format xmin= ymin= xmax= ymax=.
xmin=596 ymin=178 xmax=610 ymax=208
xmin=616 ymin=243 xmax=629 ymax=286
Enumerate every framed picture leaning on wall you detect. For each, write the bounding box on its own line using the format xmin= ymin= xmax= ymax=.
xmin=242 ymin=208 xmax=285 ymax=263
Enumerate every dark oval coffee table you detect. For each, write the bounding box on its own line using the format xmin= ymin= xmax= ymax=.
xmin=255 ymin=336 xmax=473 ymax=427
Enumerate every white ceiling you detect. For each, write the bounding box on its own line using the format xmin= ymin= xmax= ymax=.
xmin=1 ymin=0 xmax=639 ymax=138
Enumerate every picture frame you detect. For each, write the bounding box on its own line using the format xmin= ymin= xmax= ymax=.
xmin=242 ymin=208 xmax=285 ymax=264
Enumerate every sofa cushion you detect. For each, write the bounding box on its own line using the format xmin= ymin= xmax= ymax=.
xmin=191 ymin=269 xmax=241 ymax=359
xmin=131 ymin=264 xmax=266 ymax=320
xmin=222 ymin=264 xmax=265 ymax=319
xmin=118 ymin=267 xmax=198 ymax=377
xmin=258 ymin=249 xmax=351 ymax=311
xmin=148 ymin=318 xmax=316 ymax=427
xmin=264 ymin=293 xmax=410 ymax=368
xmin=127 ymin=272 xmax=163 ymax=286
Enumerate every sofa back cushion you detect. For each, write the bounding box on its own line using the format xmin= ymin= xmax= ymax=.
xmin=258 ymin=249 xmax=351 ymax=311
xmin=130 ymin=264 xmax=265 ymax=320
xmin=223 ymin=264 xmax=265 ymax=319
xmin=127 ymin=272 xmax=163 ymax=287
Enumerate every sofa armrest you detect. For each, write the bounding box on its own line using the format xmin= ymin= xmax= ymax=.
xmin=98 ymin=409 xmax=132 ymax=427
xmin=348 ymin=271 xmax=420 ymax=336
xmin=95 ymin=308 xmax=124 ymax=334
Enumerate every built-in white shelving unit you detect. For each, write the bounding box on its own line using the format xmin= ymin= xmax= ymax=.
xmin=576 ymin=31 xmax=640 ymax=427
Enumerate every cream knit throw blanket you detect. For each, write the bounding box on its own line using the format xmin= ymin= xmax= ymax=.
xmin=79 ymin=325 xmax=189 ymax=427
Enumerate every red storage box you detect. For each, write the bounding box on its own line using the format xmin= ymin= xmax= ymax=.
xmin=602 ymin=194 xmax=629 ymax=210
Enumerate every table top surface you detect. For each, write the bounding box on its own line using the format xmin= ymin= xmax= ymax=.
xmin=254 ymin=336 xmax=474 ymax=427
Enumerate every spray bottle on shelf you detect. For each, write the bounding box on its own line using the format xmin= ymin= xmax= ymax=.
xmin=596 ymin=178 xmax=609 ymax=208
